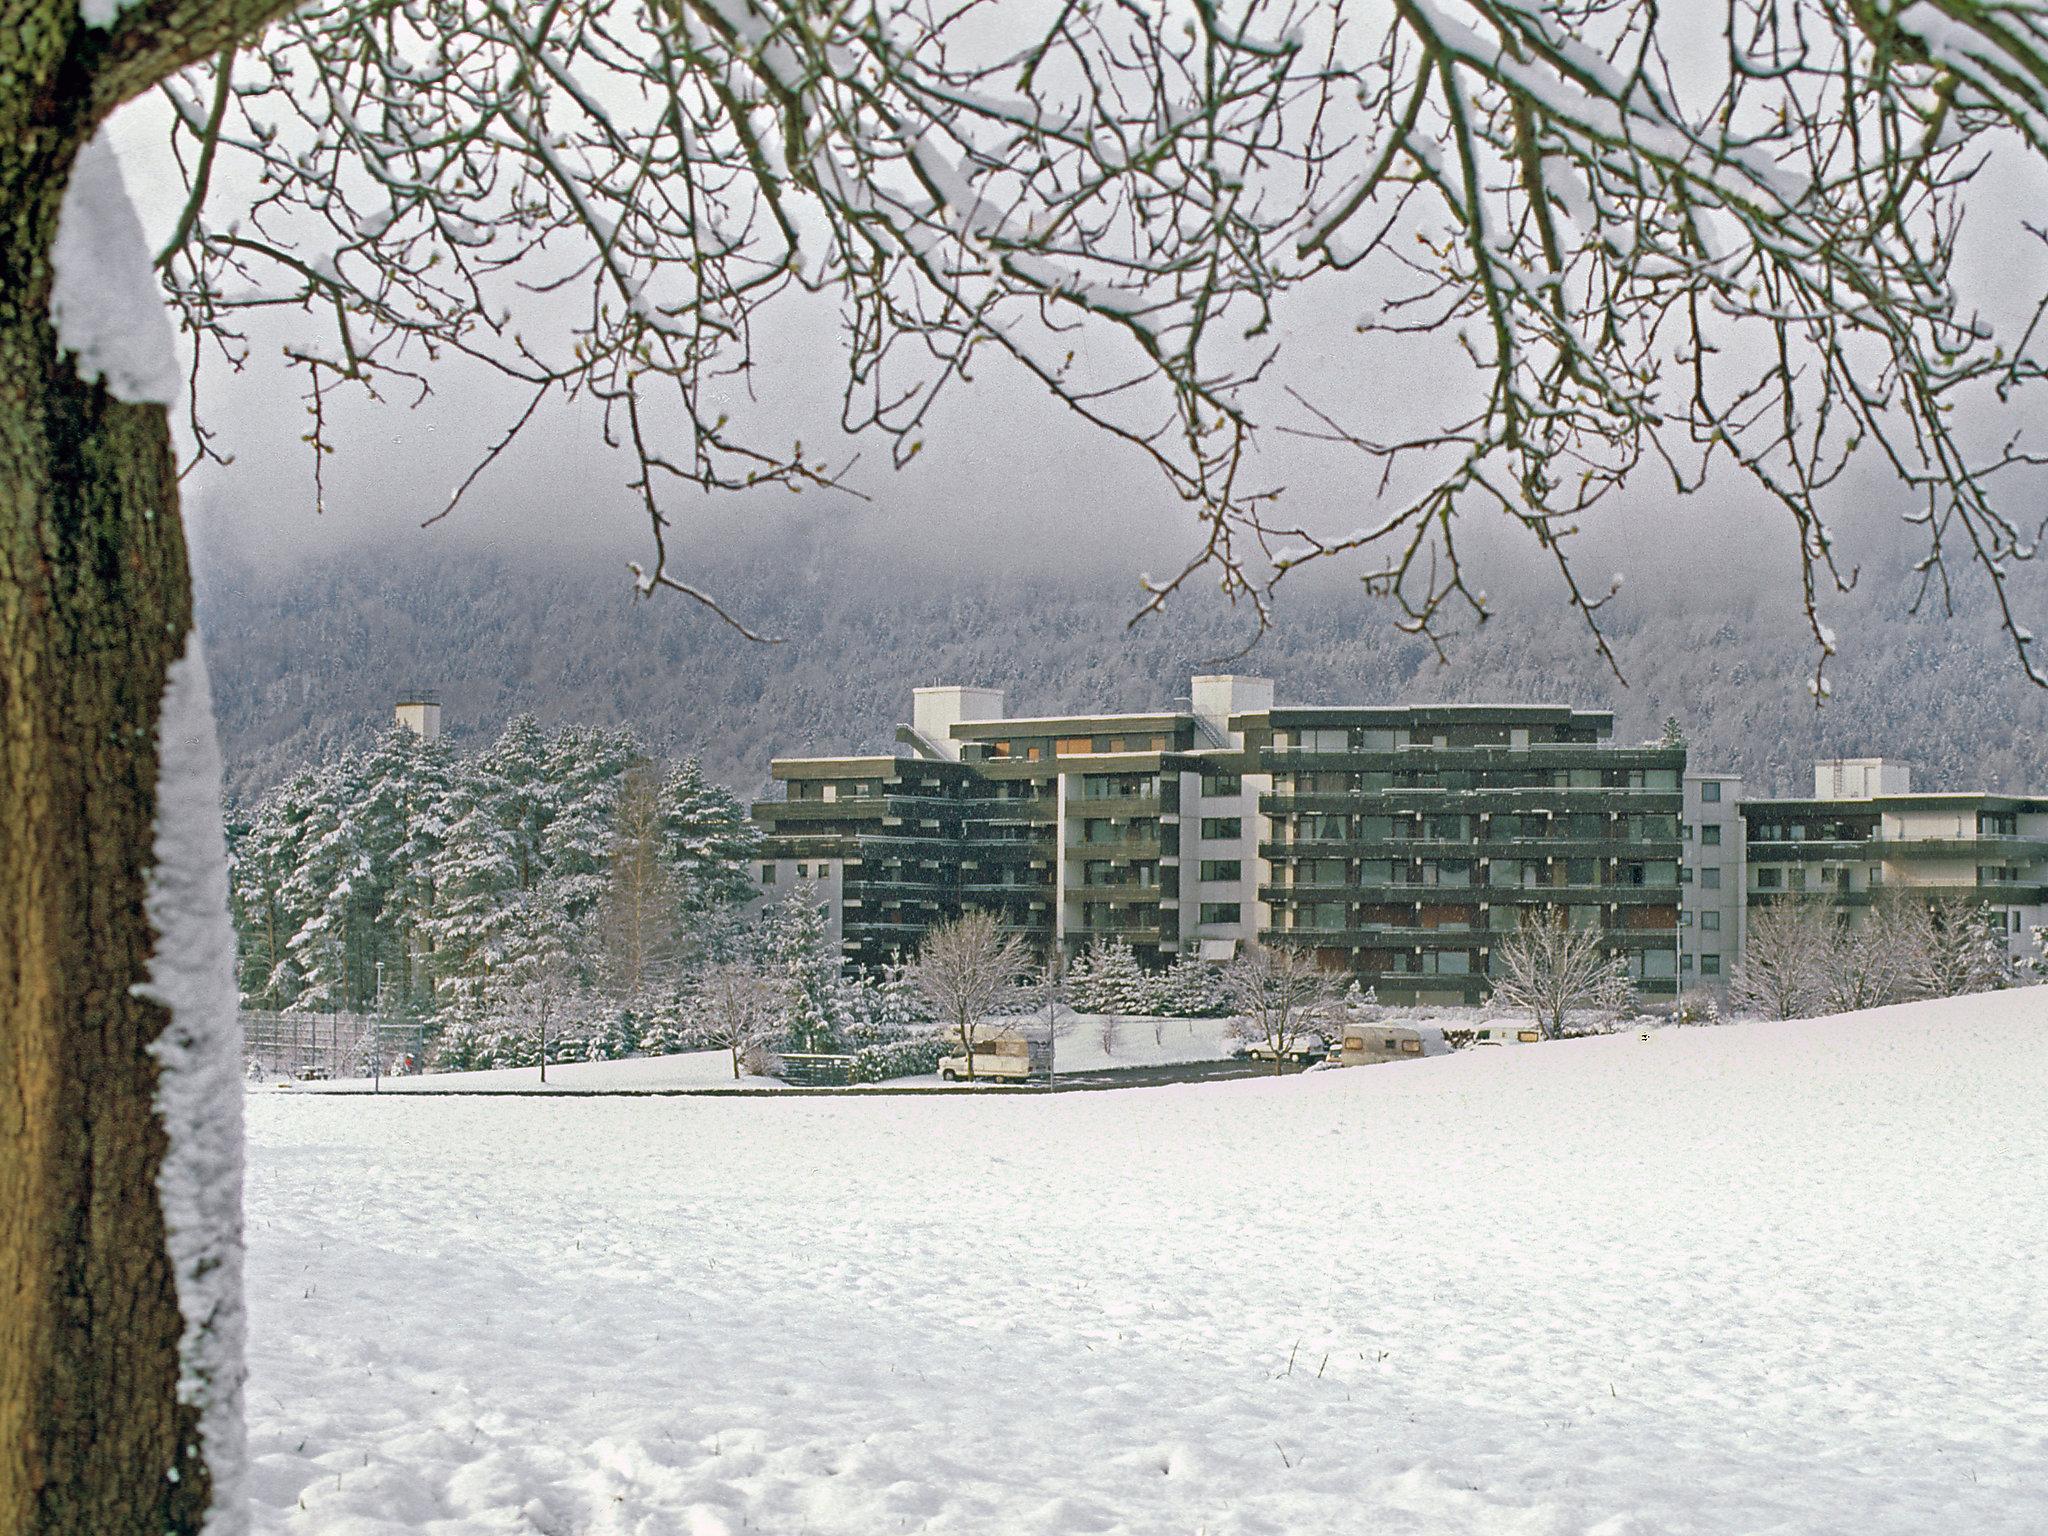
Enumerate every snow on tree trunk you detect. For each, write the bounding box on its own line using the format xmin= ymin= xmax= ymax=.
xmin=136 ymin=635 xmax=247 ymax=1536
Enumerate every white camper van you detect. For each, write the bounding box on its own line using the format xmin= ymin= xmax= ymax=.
xmin=937 ymin=1035 xmax=1035 ymax=1083
xmin=1330 ymin=1022 xmax=1451 ymax=1067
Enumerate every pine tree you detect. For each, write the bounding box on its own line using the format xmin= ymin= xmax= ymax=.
xmin=1073 ymin=939 xmax=1146 ymax=1015
xmin=660 ymin=756 xmax=762 ymax=921
xmin=766 ymin=891 xmax=840 ymax=1052
xmin=1159 ymin=950 xmax=1225 ymax=1017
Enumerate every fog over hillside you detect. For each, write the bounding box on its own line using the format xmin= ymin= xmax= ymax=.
xmin=194 ymin=535 xmax=2048 ymax=806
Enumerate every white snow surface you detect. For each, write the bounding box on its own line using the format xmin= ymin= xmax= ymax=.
xmin=138 ymin=633 xmax=247 ymax=1536
xmin=244 ymin=992 xmax=2048 ymax=1534
xmin=50 ymin=131 xmax=181 ymax=405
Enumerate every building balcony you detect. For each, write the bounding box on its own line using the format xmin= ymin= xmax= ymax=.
xmin=1067 ymin=883 xmax=1164 ymax=903
xmin=1070 ymin=794 xmax=1161 ymax=818
xmin=1066 ymin=837 xmax=1163 ymax=860
xmin=1256 ymin=745 xmax=1683 ymax=770
xmin=1260 ymin=881 xmax=1679 ymax=905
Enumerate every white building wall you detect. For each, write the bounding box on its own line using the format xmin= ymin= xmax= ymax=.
xmin=1682 ymin=771 xmax=1745 ymax=993
xmin=912 ymin=686 xmax=1006 ymax=760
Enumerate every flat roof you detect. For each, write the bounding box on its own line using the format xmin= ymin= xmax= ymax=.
xmin=1235 ymin=703 xmax=1616 ymax=726
xmin=1741 ymin=793 xmax=2048 ymax=812
xmin=949 ymin=712 xmax=1189 ymax=735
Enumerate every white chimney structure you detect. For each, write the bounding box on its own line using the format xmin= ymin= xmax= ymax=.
xmin=1813 ymin=758 xmax=1911 ymax=800
xmin=394 ymin=693 xmax=442 ymax=742
xmin=911 ymin=685 xmax=1006 ymax=759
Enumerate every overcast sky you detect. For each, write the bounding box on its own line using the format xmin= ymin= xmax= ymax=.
xmin=109 ymin=36 xmax=2048 ymax=652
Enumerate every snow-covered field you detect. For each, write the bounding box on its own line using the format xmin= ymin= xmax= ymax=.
xmin=244 ymin=992 xmax=2048 ymax=1534
xmin=282 ymin=1014 xmax=1241 ymax=1094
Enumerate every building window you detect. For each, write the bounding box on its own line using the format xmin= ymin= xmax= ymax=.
xmin=1199 ymin=902 xmax=1242 ymax=925
xmin=1701 ymin=825 xmax=1722 ymax=846
xmin=1701 ymin=954 xmax=1722 ymax=976
xmin=1202 ymin=771 xmax=1242 ymax=797
xmin=1199 ymin=859 xmax=1243 ymax=882
xmin=1701 ymin=782 xmax=1722 ymax=803
xmin=1200 ymin=817 xmax=1243 ymax=840
xmin=816 ymin=861 xmax=831 ymax=879
xmin=1701 ymin=910 xmax=1721 ymax=931
xmin=1700 ymin=867 xmax=1722 ymax=890
xmin=761 ymin=863 xmax=776 ymax=884
xmin=1680 ymin=954 xmax=1694 ymax=971
xmin=795 ymin=862 xmax=809 ymax=878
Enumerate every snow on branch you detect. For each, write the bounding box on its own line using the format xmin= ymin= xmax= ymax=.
xmin=147 ymin=0 xmax=2048 ymax=678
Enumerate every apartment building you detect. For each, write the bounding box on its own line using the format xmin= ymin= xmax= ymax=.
xmin=755 ymin=679 xmax=1687 ymax=1002
xmin=1740 ymin=759 xmax=2048 ymax=960
xmin=1242 ymin=704 xmax=1684 ymax=1005
xmin=1680 ymin=771 xmax=1746 ymax=994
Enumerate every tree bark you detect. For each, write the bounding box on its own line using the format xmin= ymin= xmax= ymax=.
xmin=0 ymin=73 xmax=210 ymax=1536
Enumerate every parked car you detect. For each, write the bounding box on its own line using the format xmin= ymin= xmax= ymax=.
xmin=938 ymin=1035 xmax=1034 ymax=1082
xmin=1329 ymin=1023 xmax=1450 ymax=1066
xmin=1231 ymin=1035 xmax=1331 ymax=1065
xmin=1469 ymin=1019 xmax=1543 ymax=1046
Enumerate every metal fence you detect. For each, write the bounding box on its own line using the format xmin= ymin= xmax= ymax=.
xmin=241 ymin=1012 xmax=426 ymax=1081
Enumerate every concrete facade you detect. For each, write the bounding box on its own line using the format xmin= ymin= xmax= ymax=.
xmin=1680 ymin=771 xmax=1746 ymax=995
xmin=754 ymin=681 xmax=1686 ymax=1001
xmin=1740 ymin=762 xmax=2048 ymax=964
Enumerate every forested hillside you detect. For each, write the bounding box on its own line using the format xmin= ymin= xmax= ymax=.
xmin=194 ymin=538 xmax=2048 ymax=804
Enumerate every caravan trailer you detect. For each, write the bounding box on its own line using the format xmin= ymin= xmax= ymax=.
xmin=1331 ymin=1022 xmax=1451 ymax=1067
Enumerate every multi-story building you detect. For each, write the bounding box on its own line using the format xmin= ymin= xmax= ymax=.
xmin=1680 ymin=771 xmax=1746 ymax=994
xmin=1240 ymin=704 xmax=1684 ymax=1005
xmin=1740 ymin=760 xmax=2048 ymax=961
xmin=754 ymin=679 xmax=1687 ymax=1002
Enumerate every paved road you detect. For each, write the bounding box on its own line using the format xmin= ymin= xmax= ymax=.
xmin=1033 ymin=1057 xmax=1313 ymax=1091
xmin=288 ymin=1057 xmax=1320 ymax=1099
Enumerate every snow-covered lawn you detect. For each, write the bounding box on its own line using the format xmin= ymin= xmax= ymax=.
xmin=244 ymin=992 xmax=2048 ymax=1534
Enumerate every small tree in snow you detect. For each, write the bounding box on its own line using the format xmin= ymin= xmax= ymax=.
xmin=696 ymin=961 xmax=782 ymax=1081
xmin=1914 ymin=894 xmax=2018 ymax=999
xmin=1488 ymin=912 xmax=1634 ymax=1040
xmin=1727 ymin=898 xmax=1838 ymax=1021
xmin=1222 ymin=944 xmax=1338 ymax=1073
xmin=907 ymin=911 xmax=1030 ymax=1082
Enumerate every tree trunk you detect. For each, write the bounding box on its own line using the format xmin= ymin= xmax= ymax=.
xmin=0 ymin=116 xmax=213 ymax=1531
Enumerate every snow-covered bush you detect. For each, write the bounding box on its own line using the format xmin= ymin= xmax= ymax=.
xmin=847 ymin=1035 xmax=948 ymax=1083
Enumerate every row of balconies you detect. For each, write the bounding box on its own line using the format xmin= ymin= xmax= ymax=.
xmin=1745 ymin=835 xmax=2048 ymax=861
xmin=1263 ymin=879 xmax=1676 ymax=902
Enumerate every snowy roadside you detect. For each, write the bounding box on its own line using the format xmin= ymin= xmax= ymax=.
xmin=273 ymin=1015 xmax=1246 ymax=1095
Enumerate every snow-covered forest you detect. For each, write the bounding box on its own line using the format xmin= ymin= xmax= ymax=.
xmin=227 ymin=717 xmax=766 ymax=1059
xmin=197 ymin=541 xmax=2048 ymax=805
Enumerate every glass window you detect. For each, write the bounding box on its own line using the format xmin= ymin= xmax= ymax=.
xmin=761 ymin=863 xmax=776 ymax=884
xmin=1201 ymin=771 xmax=1242 ymax=797
xmin=1701 ymin=910 xmax=1721 ymax=931
xmin=1200 ymin=817 xmax=1243 ymax=840
xmin=796 ymin=863 xmax=808 ymax=878
xmin=1701 ymin=953 xmax=1722 ymax=976
xmin=1198 ymin=859 xmax=1243 ymax=882
xmin=1701 ymin=824 xmax=1722 ymax=846
xmin=1701 ymin=782 xmax=1722 ymax=803
xmin=1199 ymin=902 xmax=1242 ymax=925
xmin=1700 ymin=867 xmax=1722 ymax=890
